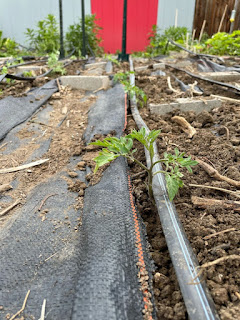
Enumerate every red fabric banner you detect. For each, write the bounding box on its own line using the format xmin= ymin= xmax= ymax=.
xmin=91 ymin=0 xmax=158 ymax=53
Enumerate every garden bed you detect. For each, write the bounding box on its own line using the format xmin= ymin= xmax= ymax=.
xmin=126 ymin=60 xmax=240 ymax=319
xmin=0 ymin=55 xmax=239 ymax=319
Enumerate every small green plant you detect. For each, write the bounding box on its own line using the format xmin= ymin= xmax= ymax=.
xmin=47 ymin=51 xmax=66 ymax=75
xmin=113 ymin=71 xmax=133 ymax=83
xmin=66 ymin=14 xmax=103 ymax=57
xmin=90 ymin=128 xmax=197 ymax=201
xmin=0 ymin=31 xmax=7 ymax=50
xmin=22 ymin=70 xmax=33 ymax=77
xmin=106 ymin=54 xmax=120 ymax=66
xmin=0 ymin=30 xmax=18 ymax=56
xmin=0 ymin=64 xmax=11 ymax=84
xmin=200 ymin=31 xmax=240 ymax=56
xmin=114 ymin=71 xmax=147 ymax=107
xmin=25 ymin=14 xmax=60 ymax=54
xmin=140 ymin=25 xmax=190 ymax=57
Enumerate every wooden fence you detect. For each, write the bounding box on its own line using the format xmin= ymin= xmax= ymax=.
xmin=193 ymin=0 xmax=240 ymax=37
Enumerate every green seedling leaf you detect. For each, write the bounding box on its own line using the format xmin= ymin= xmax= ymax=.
xmin=127 ymin=127 xmax=148 ymax=149
xmin=90 ymin=140 xmax=112 ymax=147
xmin=147 ymin=129 xmax=161 ymax=144
xmin=93 ymin=149 xmax=119 ymax=173
xmin=124 ymin=137 xmax=133 ymax=152
xmin=174 ymin=148 xmax=180 ymax=156
xmin=90 ymin=137 xmax=133 ymax=155
xmin=165 ymin=174 xmax=181 ymax=201
xmin=90 ymin=129 xmax=197 ymax=203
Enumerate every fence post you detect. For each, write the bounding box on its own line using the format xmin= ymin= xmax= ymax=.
xmin=81 ymin=0 xmax=86 ymax=57
xmin=59 ymin=0 xmax=65 ymax=58
xmin=118 ymin=0 xmax=129 ymax=61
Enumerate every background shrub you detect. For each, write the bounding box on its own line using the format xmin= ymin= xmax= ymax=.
xmin=65 ymin=14 xmax=103 ymax=57
xmin=25 ymin=14 xmax=60 ymax=54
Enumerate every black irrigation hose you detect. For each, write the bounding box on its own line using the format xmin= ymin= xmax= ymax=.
xmin=0 ymin=69 xmax=53 ymax=83
xmin=165 ymin=63 xmax=240 ymax=94
xmin=0 ymin=56 xmax=78 ymax=83
xmin=167 ymin=39 xmax=224 ymax=62
xmin=129 ymin=58 xmax=220 ymax=320
xmin=0 ymin=49 xmax=74 ymax=72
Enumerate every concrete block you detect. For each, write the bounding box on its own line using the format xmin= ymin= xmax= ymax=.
xmin=0 ymin=57 xmax=12 ymax=63
xmin=15 ymin=65 xmax=43 ymax=73
xmin=132 ymin=57 xmax=149 ymax=63
xmin=135 ymin=66 xmax=149 ymax=72
xmin=153 ymin=63 xmax=165 ymax=70
xmin=105 ymin=61 xmax=113 ymax=74
xmin=60 ymin=75 xmax=110 ymax=91
xmin=203 ymin=71 xmax=240 ymax=82
xmin=174 ymin=60 xmax=192 ymax=68
xmin=85 ymin=62 xmax=107 ymax=70
xmin=149 ymin=98 xmax=222 ymax=115
xmin=85 ymin=68 xmax=103 ymax=76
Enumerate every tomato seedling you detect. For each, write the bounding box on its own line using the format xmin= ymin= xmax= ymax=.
xmin=90 ymin=128 xmax=198 ymax=201
xmin=114 ymin=71 xmax=147 ymax=107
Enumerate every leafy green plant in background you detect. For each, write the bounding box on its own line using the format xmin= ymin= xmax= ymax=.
xmin=0 ymin=30 xmax=18 ymax=57
xmin=90 ymin=128 xmax=197 ymax=201
xmin=22 ymin=70 xmax=34 ymax=77
xmin=25 ymin=14 xmax=60 ymax=54
xmin=47 ymin=51 xmax=66 ymax=75
xmin=0 ymin=64 xmax=13 ymax=84
xmin=66 ymin=14 xmax=103 ymax=57
xmin=0 ymin=31 xmax=6 ymax=51
xmin=200 ymin=31 xmax=240 ymax=56
xmin=114 ymin=71 xmax=147 ymax=107
xmin=133 ymin=25 xmax=190 ymax=57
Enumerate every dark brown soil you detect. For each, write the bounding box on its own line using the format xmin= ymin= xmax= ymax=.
xmin=127 ymin=64 xmax=240 ymax=319
xmin=135 ymin=67 xmax=240 ymax=104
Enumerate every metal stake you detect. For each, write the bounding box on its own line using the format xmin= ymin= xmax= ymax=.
xmin=81 ymin=0 xmax=86 ymax=57
xmin=59 ymin=0 xmax=65 ymax=58
xmin=118 ymin=0 xmax=129 ymax=62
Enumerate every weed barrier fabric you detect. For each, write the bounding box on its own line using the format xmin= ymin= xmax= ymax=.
xmin=0 ymin=84 xmax=154 ymax=319
xmin=72 ymin=157 xmax=154 ymax=320
xmin=0 ymin=80 xmax=57 ymax=141
xmin=83 ymin=84 xmax=126 ymax=141
xmin=0 ymin=176 xmax=85 ymax=319
xmin=73 ymin=85 xmax=155 ymax=319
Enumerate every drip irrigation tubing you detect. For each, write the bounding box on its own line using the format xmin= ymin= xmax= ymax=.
xmin=0 ymin=59 xmax=77 ymax=83
xmin=165 ymin=63 xmax=240 ymax=94
xmin=2 ymin=69 xmax=52 ymax=82
xmin=167 ymin=39 xmax=224 ymax=62
xmin=129 ymin=58 xmax=220 ymax=320
xmin=0 ymin=58 xmax=48 ymax=70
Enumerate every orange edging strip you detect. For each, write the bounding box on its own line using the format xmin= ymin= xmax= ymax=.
xmin=127 ymin=175 xmax=153 ymax=319
xmin=124 ymin=91 xmax=153 ymax=319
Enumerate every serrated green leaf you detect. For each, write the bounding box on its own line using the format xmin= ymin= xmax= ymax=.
xmin=186 ymin=166 xmax=193 ymax=173
xmin=165 ymin=174 xmax=181 ymax=201
xmin=125 ymin=138 xmax=133 ymax=152
xmin=93 ymin=150 xmax=119 ymax=173
xmin=128 ymin=128 xmax=148 ymax=149
xmin=148 ymin=129 xmax=161 ymax=143
xmin=89 ymin=140 xmax=109 ymax=146
xmin=174 ymin=148 xmax=180 ymax=156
